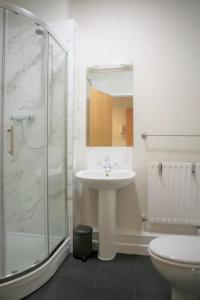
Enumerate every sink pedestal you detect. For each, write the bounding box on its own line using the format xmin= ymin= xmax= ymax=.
xmin=76 ymin=169 xmax=136 ymax=261
xmin=98 ymin=190 xmax=116 ymax=260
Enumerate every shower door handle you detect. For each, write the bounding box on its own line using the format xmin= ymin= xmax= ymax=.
xmin=7 ymin=125 xmax=15 ymax=156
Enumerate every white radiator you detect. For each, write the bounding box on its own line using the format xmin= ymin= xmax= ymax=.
xmin=147 ymin=162 xmax=200 ymax=225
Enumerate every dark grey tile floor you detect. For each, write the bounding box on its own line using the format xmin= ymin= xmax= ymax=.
xmin=24 ymin=253 xmax=171 ymax=300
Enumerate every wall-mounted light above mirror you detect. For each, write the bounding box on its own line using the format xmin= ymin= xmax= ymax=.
xmin=86 ymin=64 xmax=133 ymax=147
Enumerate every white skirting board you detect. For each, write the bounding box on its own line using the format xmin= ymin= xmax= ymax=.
xmin=92 ymin=229 xmax=200 ymax=256
xmin=92 ymin=230 xmax=159 ymax=256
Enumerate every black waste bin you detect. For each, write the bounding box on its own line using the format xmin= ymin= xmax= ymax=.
xmin=73 ymin=225 xmax=93 ymax=261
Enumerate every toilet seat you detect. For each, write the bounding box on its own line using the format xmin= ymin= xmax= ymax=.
xmin=149 ymin=235 xmax=200 ymax=265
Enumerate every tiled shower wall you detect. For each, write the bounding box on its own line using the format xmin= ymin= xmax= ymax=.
xmin=5 ymin=12 xmax=46 ymax=235
xmin=49 ymin=20 xmax=78 ymax=242
xmin=4 ymin=16 xmax=76 ymax=243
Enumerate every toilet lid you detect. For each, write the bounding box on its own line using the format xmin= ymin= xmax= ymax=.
xmin=149 ymin=235 xmax=200 ymax=264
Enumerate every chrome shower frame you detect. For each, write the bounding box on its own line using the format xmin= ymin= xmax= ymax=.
xmin=0 ymin=0 xmax=70 ymax=298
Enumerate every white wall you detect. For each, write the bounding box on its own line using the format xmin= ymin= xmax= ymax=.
xmin=6 ymin=0 xmax=69 ymax=22
xmin=70 ymin=0 xmax=200 ymax=243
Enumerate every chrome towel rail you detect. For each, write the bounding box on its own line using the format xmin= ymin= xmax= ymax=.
xmin=141 ymin=132 xmax=200 ymax=139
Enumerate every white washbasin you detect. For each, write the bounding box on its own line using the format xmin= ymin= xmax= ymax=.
xmin=76 ymin=169 xmax=136 ymax=190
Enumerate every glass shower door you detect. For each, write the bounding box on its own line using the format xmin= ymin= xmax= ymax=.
xmin=0 ymin=7 xmax=4 ymax=278
xmin=48 ymin=36 xmax=67 ymax=253
xmin=3 ymin=10 xmax=47 ymax=276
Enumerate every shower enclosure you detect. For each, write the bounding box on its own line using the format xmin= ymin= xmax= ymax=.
xmin=0 ymin=2 xmax=69 ymax=298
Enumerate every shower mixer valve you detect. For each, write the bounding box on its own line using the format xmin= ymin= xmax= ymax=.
xmin=10 ymin=112 xmax=35 ymax=122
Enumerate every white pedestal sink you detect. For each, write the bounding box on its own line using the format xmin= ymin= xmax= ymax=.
xmin=76 ymin=169 xmax=136 ymax=260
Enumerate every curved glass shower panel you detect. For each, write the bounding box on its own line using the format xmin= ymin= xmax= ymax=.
xmin=48 ymin=35 xmax=67 ymax=253
xmin=3 ymin=10 xmax=47 ymax=276
xmin=0 ymin=7 xmax=3 ymax=278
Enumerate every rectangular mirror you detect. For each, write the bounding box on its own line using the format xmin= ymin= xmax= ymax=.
xmin=86 ymin=65 xmax=133 ymax=147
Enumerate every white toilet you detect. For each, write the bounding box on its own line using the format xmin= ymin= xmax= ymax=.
xmin=148 ymin=235 xmax=200 ymax=300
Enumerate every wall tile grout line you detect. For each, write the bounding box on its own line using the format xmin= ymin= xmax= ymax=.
xmin=133 ymin=288 xmax=136 ymax=300
xmin=132 ymin=256 xmax=138 ymax=300
xmin=93 ymin=264 xmax=103 ymax=287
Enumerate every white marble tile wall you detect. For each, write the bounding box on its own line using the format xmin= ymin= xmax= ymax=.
xmin=4 ymin=14 xmax=77 ymax=247
xmin=86 ymin=147 xmax=133 ymax=170
xmin=5 ymin=13 xmax=46 ymax=235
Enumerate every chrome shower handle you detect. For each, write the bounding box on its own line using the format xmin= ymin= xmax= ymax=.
xmin=7 ymin=125 xmax=15 ymax=156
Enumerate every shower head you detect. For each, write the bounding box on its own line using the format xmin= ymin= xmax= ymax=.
xmin=35 ymin=28 xmax=44 ymax=36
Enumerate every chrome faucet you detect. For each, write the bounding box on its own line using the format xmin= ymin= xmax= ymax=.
xmin=98 ymin=156 xmax=118 ymax=176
